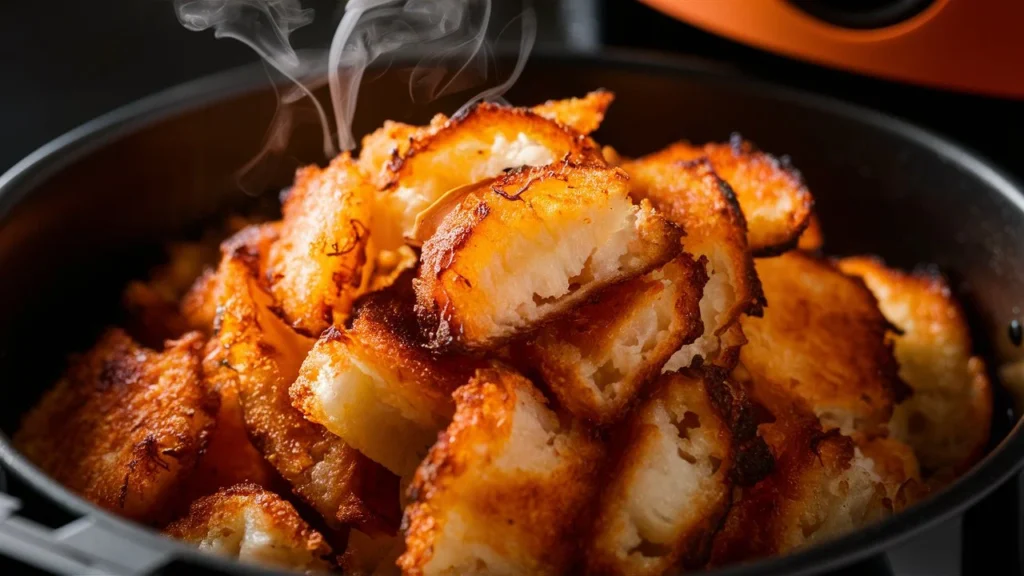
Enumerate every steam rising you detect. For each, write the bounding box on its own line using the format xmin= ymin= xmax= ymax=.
xmin=175 ymin=0 xmax=536 ymax=162
xmin=173 ymin=0 xmax=336 ymax=157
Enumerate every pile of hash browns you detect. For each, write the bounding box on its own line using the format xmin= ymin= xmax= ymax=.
xmin=16 ymin=91 xmax=992 ymax=576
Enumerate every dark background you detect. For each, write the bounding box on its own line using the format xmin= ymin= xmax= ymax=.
xmin=2 ymin=1 xmax=1023 ymax=176
xmin=1 ymin=2 xmax=1021 ymax=575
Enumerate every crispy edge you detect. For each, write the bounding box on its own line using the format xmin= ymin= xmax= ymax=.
xmin=384 ymin=101 xmax=603 ymax=189
xmin=15 ymin=329 xmax=218 ymax=525
xmin=415 ymin=160 xmax=681 ymax=351
xmin=523 ymin=254 xmax=709 ymax=425
xmin=838 ymin=256 xmax=992 ymax=480
xmin=399 ymin=364 xmax=604 ymax=576
xmin=215 ymin=224 xmax=402 ymax=536
xmin=530 ymin=90 xmax=616 ymax=135
xmin=266 ymin=154 xmax=374 ymax=336
xmin=585 ymin=367 xmax=772 ymax=575
xmin=644 ymin=136 xmax=814 ymax=255
xmin=624 ymin=155 xmax=765 ymax=325
xmin=739 ymin=252 xmax=907 ymax=436
xmin=165 ymin=483 xmax=333 ymax=571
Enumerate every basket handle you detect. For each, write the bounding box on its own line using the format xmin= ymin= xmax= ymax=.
xmin=0 ymin=477 xmax=170 ymax=575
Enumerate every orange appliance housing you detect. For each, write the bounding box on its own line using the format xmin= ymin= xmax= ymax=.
xmin=640 ymin=0 xmax=1024 ymax=98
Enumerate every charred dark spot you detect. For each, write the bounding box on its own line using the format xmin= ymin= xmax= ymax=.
xmin=218 ymin=358 xmax=238 ymax=372
xmin=257 ymin=341 xmax=278 ymax=356
xmin=732 ymin=438 xmax=774 ymax=487
xmin=325 ymin=219 xmax=368 ymax=256
xmin=98 ymin=356 xmax=138 ymax=391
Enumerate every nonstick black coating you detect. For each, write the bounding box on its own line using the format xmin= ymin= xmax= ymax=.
xmin=1 ymin=50 xmax=1022 ymax=576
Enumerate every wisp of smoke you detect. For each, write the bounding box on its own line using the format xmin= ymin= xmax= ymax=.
xmin=174 ymin=0 xmax=337 ymax=158
xmin=175 ymin=0 xmax=536 ymax=169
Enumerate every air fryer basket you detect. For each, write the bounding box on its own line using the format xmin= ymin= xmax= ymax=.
xmin=1 ymin=52 xmax=1022 ymax=576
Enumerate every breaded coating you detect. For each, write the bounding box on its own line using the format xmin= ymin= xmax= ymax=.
xmin=181 ymin=339 xmax=281 ymax=503
xmin=531 ymin=90 xmax=615 ymax=135
xmin=15 ymin=329 xmax=217 ymax=525
xmin=740 ymin=253 xmax=907 ymax=436
xmin=375 ymin=102 xmax=603 ymax=251
xmin=358 ymin=120 xmax=426 ymax=187
xmin=214 ymin=224 xmax=401 ymax=535
xmin=586 ymin=368 xmax=772 ymax=576
xmin=266 ymin=154 xmax=374 ymax=335
xmin=166 ymin=483 xmax=332 ymax=573
xmin=181 ymin=267 xmax=223 ymax=333
xmin=625 ymin=156 xmax=763 ymax=370
xmin=416 ymin=161 xmax=682 ymax=350
xmin=292 ymin=272 xmax=482 ymax=476
xmin=709 ymin=373 xmax=892 ymax=564
xmin=341 ymin=530 xmax=404 ymax=576
xmin=648 ymin=136 xmax=814 ymax=255
xmin=399 ymin=365 xmax=603 ymax=576
xmin=522 ymin=254 xmax=708 ymax=425
xmin=797 ymin=213 xmax=824 ymax=252
xmin=838 ymin=257 xmax=992 ymax=481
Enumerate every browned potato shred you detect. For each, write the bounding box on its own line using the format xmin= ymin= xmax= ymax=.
xmin=19 ymin=91 xmax=991 ymax=576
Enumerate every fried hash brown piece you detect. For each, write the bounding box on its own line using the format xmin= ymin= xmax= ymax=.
xmin=267 ymin=154 xmax=375 ymax=336
xmin=586 ymin=368 xmax=771 ymax=576
xmin=375 ymin=102 xmax=603 ymax=251
xmin=625 ymin=156 xmax=763 ymax=370
xmin=416 ymin=161 xmax=682 ymax=350
xmin=740 ymin=252 xmax=906 ymax=436
xmin=292 ymin=273 xmax=482 ymax=475
xmin=182 ymin=339 xmax=281 ymax=502
xmin=522 ymin=254 xmax=708 ymax=425
xmin=214 ymin=224 xmax=400 ymax=535
xmin=166 ymin=483 xmax=332 ymax=572
xmin=399 ymin=365 xmax=603 ymax=576
xmin=839 ymin=257 xmax=992 ymax=481
xmin=15 ymin=329 xmax=217 ymax=524
xmin=531 ymin=90 xmax=615 ymax=135
xmin=651 ymin=136 xmax=814 ymax=254
xmin=358 ymin=120 xmax=428 ymax=188
xmin=709 ymin=373 xmax=893 ymax=563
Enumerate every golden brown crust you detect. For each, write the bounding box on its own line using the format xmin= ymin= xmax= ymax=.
xmin=585 ymin=367 xmax=771 ymax=576
xmin=266 ymin=154 xmax=374 ymax=336
xmin=522 ymin=254 xmax=708 ymax=425
xmin=214 ymin=224 xmax=401 ymax=535
xmin=15 ymin=329 xmax=218 ymax=525
xmin=531 ymin=90 xmax=615 ymax=135
xmin=625 ymin=155 xmax=764 ymax=371
xmin=415 ymin=160 xmax=682 ymax=351
xmin=710 ymin=368 xmax=890 ymax=564
xmin=646 ymin=137 xmax=814 ymax=255
xmin=399 ymin=364 xmax=603 ymax=576
xmin=358 ymin=120 xmax=424 ymax=188
xmin=373 ymin=102 xmax=606 ymax=254
xmin=165 ymin=483 xmax=332 ymax=572
xmin=290 ymin=272 xmax=483 ymax=475
xmin=838 ymin=256 xmax=992 ymax=482
xmin=740 ymin=253 xmax=906 ymax=437
xmin=180 ymin=339 xmax=282 ymax=504
xmin=181 ymin=267 xmax=222 ymax=333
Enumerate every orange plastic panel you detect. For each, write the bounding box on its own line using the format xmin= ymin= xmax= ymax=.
xmin=641 ymin=0 xmax=1024 ymax=98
